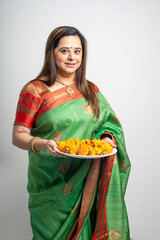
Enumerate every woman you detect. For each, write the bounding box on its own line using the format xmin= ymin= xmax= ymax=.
xmin=12 ymin=26 xmax=131 ymax=240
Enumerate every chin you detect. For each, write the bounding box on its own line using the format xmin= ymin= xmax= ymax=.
xmin=64 ymin=69 xmax=77 ymax=74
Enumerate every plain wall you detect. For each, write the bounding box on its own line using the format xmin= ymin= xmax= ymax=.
xmin=0 ymin=0 xmax=160 ymax=239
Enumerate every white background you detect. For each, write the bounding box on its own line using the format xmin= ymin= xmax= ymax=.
xmin=0 ymin=0 xmax=160 ymax=239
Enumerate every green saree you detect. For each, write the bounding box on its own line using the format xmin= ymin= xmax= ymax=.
xmin=14 ymin=79 xmax=131 ymax=240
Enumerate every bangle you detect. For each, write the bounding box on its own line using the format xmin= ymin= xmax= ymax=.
xmin=29 ymin=137 xmax=41 ymax=152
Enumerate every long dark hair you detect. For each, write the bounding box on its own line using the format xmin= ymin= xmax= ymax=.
xmin=36 ymin=26 xmax=99 ymax=119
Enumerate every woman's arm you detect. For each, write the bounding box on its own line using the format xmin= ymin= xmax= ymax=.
xmin=12 ymin=125 xmax=65 ymax=157
xmin=12 ymin=125 xmax=49 ymax=151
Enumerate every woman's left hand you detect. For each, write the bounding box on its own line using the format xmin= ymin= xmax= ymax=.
xmin=101 ymin=137 xmax=117 ymax=148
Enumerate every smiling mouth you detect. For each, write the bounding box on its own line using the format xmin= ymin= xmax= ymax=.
xmin=65 ymin=63 xmax=76 ymax=68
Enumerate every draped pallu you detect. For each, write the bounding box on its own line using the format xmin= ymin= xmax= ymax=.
xmin=14 ymin=80 xmax=131 ymax=240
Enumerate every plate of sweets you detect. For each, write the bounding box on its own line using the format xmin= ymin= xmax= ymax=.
xmin=56 ymin=138 xmax=117 ymax=159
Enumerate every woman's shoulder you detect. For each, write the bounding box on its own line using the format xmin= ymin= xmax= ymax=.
xmin=20 ymin=79 xmax=49 ymax=99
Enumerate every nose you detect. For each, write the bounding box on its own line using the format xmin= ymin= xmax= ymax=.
xmin=68 ymin=50 xmax=75 ymax=61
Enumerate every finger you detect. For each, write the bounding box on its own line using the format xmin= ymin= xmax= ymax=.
xmin=48 ymin=146 xmax=67 ymax=158
xmin=54 ymin=150 xmax=67 ymax=158
xmin=48 ymin=142 xmax=56 ymax=150
xmin=102 ymin=138 xmax=117 ymax=148
xmin=49 ymin=150 xmax=65 ymax=158
xmin=111 ymin=143 xmax=117 ymax=148
xmin=108 ymin=140 xmax=117 ymax=148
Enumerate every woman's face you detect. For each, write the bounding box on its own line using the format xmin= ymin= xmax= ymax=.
xmin=54 ymin=35 xmax=83 ymax=77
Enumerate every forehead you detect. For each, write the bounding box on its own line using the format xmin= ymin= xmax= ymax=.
xmin=57 ymin=35 xmax=82 ymax=48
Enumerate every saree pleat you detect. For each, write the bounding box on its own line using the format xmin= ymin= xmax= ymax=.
xmin=14 ymin=80 xmax=131 ymax=240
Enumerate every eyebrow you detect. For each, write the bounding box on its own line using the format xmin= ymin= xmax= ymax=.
xmin=59 ymin=47 xmax=82 ymax=50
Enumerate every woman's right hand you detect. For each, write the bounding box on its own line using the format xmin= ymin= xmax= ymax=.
xmin=12 ymin=125 xmax=66 ymax=158
xmin=47 ymin=139 xmax=67 ymax=158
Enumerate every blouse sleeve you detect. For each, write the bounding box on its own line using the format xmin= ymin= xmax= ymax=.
xmin=14 ymin=81 xmax=43 ymax=129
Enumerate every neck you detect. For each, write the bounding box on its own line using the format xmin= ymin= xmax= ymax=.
xmin=55 ymin=73 xmax=76 ymax=85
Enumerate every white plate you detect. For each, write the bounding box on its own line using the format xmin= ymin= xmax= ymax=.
xmin=55 ymin=148 xmax=117 ymax=159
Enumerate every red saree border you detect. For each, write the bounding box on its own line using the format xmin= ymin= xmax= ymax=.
xmin=39 ymin=82 xmax=99 ymax=100
xmin=71 ymin=158 xmax=101 ymax=240
xmin=36 ymin=86 xmax=100 ymax=119
xmin=67 ymin=134 xmax=116 ymax=240
xmin=14 ymin=80 xmax=100 ymax=130
xmin=42 ymin=83 xmax=77 ymax=99
xmin=36 ymin=90 xmax=83 ymax=119
xmin=92 ymin=135 xmax=116 ymax=240
xmin=92 ymin=154 xmax=115 ymax=240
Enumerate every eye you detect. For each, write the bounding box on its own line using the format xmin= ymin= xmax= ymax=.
xmin=75 ymin=50 xmax=81 ymax=54
xmin=61 ymin=49 xmax=68 ymax=53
